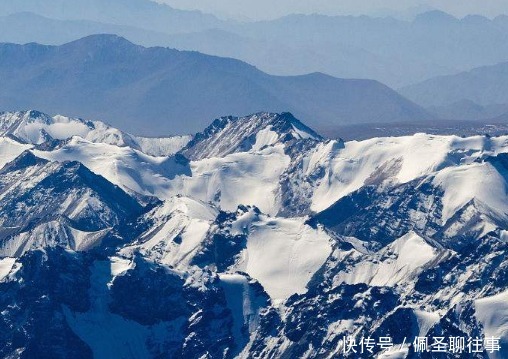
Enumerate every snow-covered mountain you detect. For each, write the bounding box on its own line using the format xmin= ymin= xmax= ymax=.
xmin=0 ymin=151 xmax=144 ymax=256
xmin=180 ymin=112 xmax=322 ymax=161
xmin=0 ymin=110 xmax=507 ymax=358
xmin=0 ymin=110 xmax=190 ymax=156
xmin=0 ymin=110 xmax=138 ymax=147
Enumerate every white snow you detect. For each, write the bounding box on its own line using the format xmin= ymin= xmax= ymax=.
xmin=307 ymin=134 xmax=508 ymax=212
xmin=69 ymin=227 xmax=112 ymax=252
xmin=181 ymin=145 xmax=290 ymax=215
xmin=475 ymin=290 xmax=508 ymax=359
xmin=32 ymin=137 xmax=180 ymax=198
xmin=4 ymin=121 xmax=507 ymax=223
xmin=0 ymin=257 xmax=18 ymax=281
xmin=64 ymin=261 xmax=182 ymax=359
xmin=334 ymin=232 xmax=439 ymax=288
xmin=251 ymin=127 xmax=280 ymax=151
xmin=3 ymin=110 xmax=508 ymax=357
xmin=110 ymin=256 xmax=134 ymax=277
xmin=414 ymin=310 xmax=441 ymax=336
xmin=0 ymin=111 xmax=139 ymax=147
xmin=433 ymin=161 xmax=508 ymax=222
xmin=500 ymin=230 xmax=508 ymax=242
xmin=135 ymin=135 xmax=191 ymax=156
xmin=0 ymin=137 xmax=32 ymax=169
xmin=377 ymin=346 xmax=410 ymax=358
xmin=24 ymin=116 xmax=91 ymax=142
xmin=0 ymin=221 xmax=111 ymax=257
xmin=127 ymin=197 xmax=218 ymax=270
xmin=291 ymin=124 xmax=317 ymax=140
xmin=219 ymin=273 xmax=265 ymax=350
xmin=32 ymin=137 xmax=289 ymax=215
xmin=231 ymin=213 xmax=332 ymax=301
xmin=0 ymin=110 xmax=195 ymax=157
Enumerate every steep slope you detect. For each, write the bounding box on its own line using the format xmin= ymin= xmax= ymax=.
xmin=0 ymin=136 xmax=32 ymax=169
xmin=311 ymin=153 xmax=508 ymax=251
xmin=10 ymin=111 xmax=508 ymax=218
xmin=134 ymin=135 xmax=191 ymax=157
xmin=0 ymin=248 xmax=242 ymax=359
xmin=302 ymin=133 xmax=508 ymax=213
xmin=180 ymin=112 xmax=321 ymax=160
xmin=219 ymin=206 xmax=332 ymax=302
xmin=0 ymin=35 xmax=434 ymax=136
xmin=243 ymin=231 xmax=508 ymax=358
xmin=0 ymin=151 xmax=144 ymax=256
xmin=124 ymin=200 xmax=332 ymax=302
xmin=1 ymin=111 xmax=318 ymax=215
xmin=32 ymin=137 xmax=191 ymax=200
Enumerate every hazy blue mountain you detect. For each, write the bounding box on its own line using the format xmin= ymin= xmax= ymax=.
xmin=490 ymin=111 xmax=508 ymax=123
xmin=427 ymin=99 xmax=508 ymax=121
xmin=400 ymin=61 xmax=508 ymax=109
xmin=0 ymin=12 xmax=177 ymax=46
xmin=2 ymin=9 xmax=508 ymax=87
xmin=320 ymin=118 xmax=508 ymax=141
xmin=0 ymin=0 xmax=222 ymax=34
xmin=213 ymin=11 xmax=508 ymax=87
xmin=0 ymin=35 xmax=433 ymax=136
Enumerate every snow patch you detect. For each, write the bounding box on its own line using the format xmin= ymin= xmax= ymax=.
xmin=0 ymin=257 xmax=19 ymax=282
xmin=433 ymin=162 xmax=508 ymax=222
xmin=475 ymin=290 xmax=508 ymax=359
xmin=308 ymin=134 xmax=508 ymax=212
xmin=334 ymin=232 xmax=438 ymax=287
xmin=0 ymin=137 xmax=32 ymax=170
xmin=232 ymin=215 xmax=332 ymax=301
xmin=135 ymin=135 xmax=191 ymax=157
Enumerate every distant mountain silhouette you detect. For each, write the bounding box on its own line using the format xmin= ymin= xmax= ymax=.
xmin=0 ymin=12 xmax=175 ymax=46
xmin=0 ymin=35 xmax=433 ymax=136
xmin=2 ymin=10 xmax=508 ymax=87
xmin=427 ymin=100 xmax=508 ymax=121
xmin=400 ymin=61 xmax=508 ymax=108
xmin=489 ymin=111 xmax=508 ymax=123
xmin=0 ymin=0 xmax=222 ymax=33
xmin=215 ymin=11 xmax=508 ymax=87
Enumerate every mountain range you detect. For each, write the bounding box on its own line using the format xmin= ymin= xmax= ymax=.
xmin=218 ymin=11 xmax=508 ymax=87
xmin=400 ymin=61 xmax=508 ymax=122
xmin=0 ymin=0 xmax=222 ymax=34
xmin=0 ymin=109 xmax=507 ymax=357
xmin=0 ymin=11 xmax=178 ymax=47
xmin=2 ymin=8 xmax=508 ymax=87
xmin=0 ymin=35 xmax=433 ymax=136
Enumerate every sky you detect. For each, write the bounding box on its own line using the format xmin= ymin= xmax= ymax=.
xmin=157 ymin=0 xmax=508 ymax=20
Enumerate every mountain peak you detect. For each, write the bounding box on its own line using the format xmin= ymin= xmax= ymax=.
xmin=0 ymin=37 xmax=436 ymax=135
xmin=414 ymin=10 xmax=457 ymax=23
xmin=0 ymin=150 xmax=48 ymax=174
xmin=0 ymin=110 xmax=140 ymax=148
xmin=61 ymin=34 xmax=137 ymax=51
xmin=0 ymin=110 xmax=52 ymax=127
xmin=180 ymin=112 xmax=323 ymax=161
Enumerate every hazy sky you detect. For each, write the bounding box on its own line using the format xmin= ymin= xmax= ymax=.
xmin=157 ymin=0 xmax=508 ymax=20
